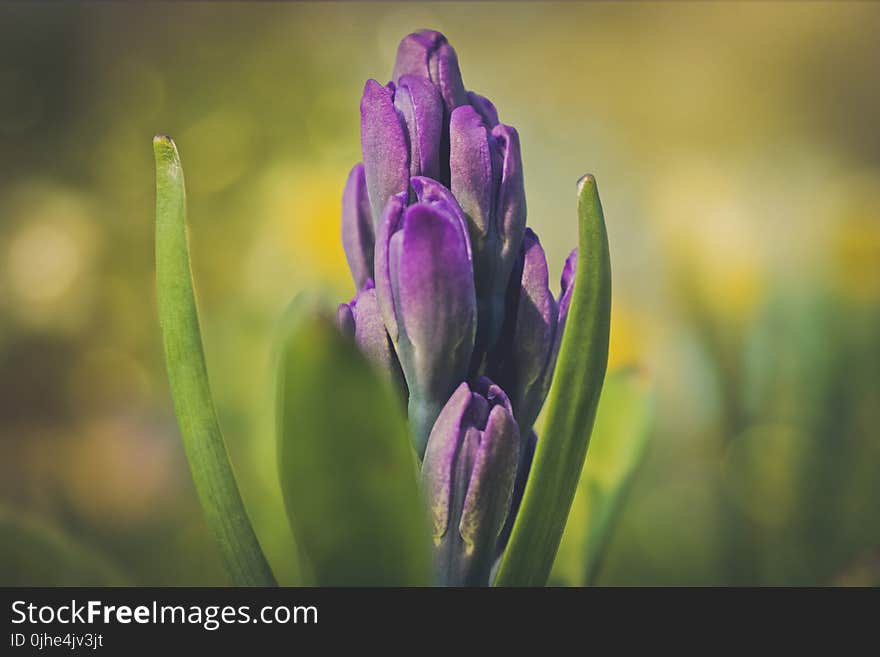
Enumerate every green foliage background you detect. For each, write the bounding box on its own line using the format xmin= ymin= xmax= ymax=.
xmin=1 ymin=2 xmax=879 ymax=585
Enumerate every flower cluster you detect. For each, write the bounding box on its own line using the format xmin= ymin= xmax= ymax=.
xmin=337 ymin=30 xmax=576 ymax=585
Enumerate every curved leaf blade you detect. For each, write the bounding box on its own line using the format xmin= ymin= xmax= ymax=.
xmin=154 ymin=134 xmax=275 ymax=586
xmin=495 ymin=174 xmax=612 ymax=586
xmin=550 ymin=368 xmax=654 ymax=586
xmin=276 ymin=307 xmax=431 ymax=586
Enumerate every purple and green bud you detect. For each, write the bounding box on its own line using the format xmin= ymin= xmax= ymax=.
xmin=422 ymin=378 xmax=520 ymax=586
xmin=450 ymin=105 xmax=526 ymax=353
xmin=488 ymin=243 xmax=578 ymax=558
xmin=340 ymin=30 xmax=581 ymax=574
xmin=490 ymin=229 xmax=558 ymax=432
xmin=374 ymin=191 xmax=477 ymax=457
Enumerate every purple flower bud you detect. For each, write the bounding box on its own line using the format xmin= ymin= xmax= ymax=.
xmin=360 ymin=74 xmax=444 ymax=229
xmin=340 ymin=163 xmax=374 ymax=289
xmin=491 ymin=229 xmax=558 ymax=433
xmin=553 ymin=248 xmax=578 ymax=359
xmin=559 ymin=248 xmax=577 ymax=325
xmin=337 ymin=281 xmax=405 ymax=390
xmin=392 ymin=30 xmax=468 ymax=118
xmin=450 ymin=105 xmax=526 ymax=352
xmin=375 ymin=192 xmax=477 ymax=456
xmin=516 ymin=248 xmax=576 ymax=415
xmin=395 ymin=75 xmax=443 ymax=182
xmin=422 ymin=378 xmax=520 ymax=586
xmin=360 ymin=80 xmax=409 ymax=228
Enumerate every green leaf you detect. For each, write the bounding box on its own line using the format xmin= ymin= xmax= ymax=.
xmin=276 ymin=304 xmax=432 ymax=586
xmin=0 ymin=506 xmax=127 ymax=586
xmin=551 ymin=368 xmax=653 ymax=586
xmin=495 ymin=174 xmax=612 ymax=586
xmin=154 ymin=134 xmax=276 ymax=587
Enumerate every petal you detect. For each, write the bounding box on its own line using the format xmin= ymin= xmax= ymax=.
xmin=392 ymin=30 xmax=467 ymax=113
xmin=466 ymin=390 xmax=491 ymax=430
xmin=396 ymin=203 xmax=476 ymax=402
xmin=471 ymin=375 xmax=514 ymax=421
xmin=373 ymin=192 xmax=408 ymax=342
xmin=395 ymin=75 xmax=443 ymax=181
xmin=450 ymin=104 xmax=493 ymax=240
xmin=459 ymin=403 xmax=519 ymax=551
xmin=558 ymin=248 xmax=578 ymax=329
xmin=360 ymin=79 xmax=409 ymax=227
xmin=432 ymin=39 xmax=469 ymax=112
xmin=510 ymin=229 xmax=558 ymax=430
xmin=467 ymin=91 xmax=499 ymax=128
xmin=409 ymin=176 xmax=472 ymax=262
xmin=350 ymin=287 xmax=399 ymax=380
xmin=491 ymin=124 xmax=526 ymax=274
xmin=340 ymin=163 xmax=375 ymax=288
xmin=392 ymin=30 xmax=443 ymax=81
xmin=337 ymin=302 xmax=355 ymax=338
xmin=544 ymin=248 xmax=578 ymax=398
xmin=421 ymin=382 xmax=472 ymax=541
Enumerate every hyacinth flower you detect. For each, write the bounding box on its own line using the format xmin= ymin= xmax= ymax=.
xmin=153 ymin=29 xmax=612 ymax=587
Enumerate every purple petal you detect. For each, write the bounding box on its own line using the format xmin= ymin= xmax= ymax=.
xmin=466 ymin=391 xmax=491 ymax=430
xmin=449 ymin=104 xmax=493 ymax=239
xmin=350 ymin=287 xmax=397 ymax=378
xmin=409 ymin=176 xmax=472 ymax=262
xmin=510 ymin=229 xmax=558 ymax=430
xmin=340 ymin=163 xmax=374 ymax=288
xmin=395 ymin=75 xmax=443 ymax=181
xmin=558 ymin=248 xmax=578 ymax=329
xmin=459 ymin=403 xmax=519 ymax=549
xmin=546 ymin=248 xmax=578 ymax=388
xmin=360 ymin=79 xmax=409 ymax=227
xmin=471 ymin=375 xmax=514 ymax=421
xmin=450 ymin=109 xmax=527 ymax=349
xmin=396 ymin=203 xmax=476 ymax=400
xmin=491 ymin=123 xmax=527 ymax=280
xmin=467 ymin=91 xmax=499 ymax=128
xmin=373 ymin=192 xmax=408 ymax=342
xmin=392 ymin=30 xmax=468 ymax=114
xmin=421 ymin=382 xmax=472 ymax=540
xmin=337 ymin=302 xmax=355 ymax=338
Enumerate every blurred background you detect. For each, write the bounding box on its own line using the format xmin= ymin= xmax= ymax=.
xmin=1 ymin=2 xmax=878 ymax=586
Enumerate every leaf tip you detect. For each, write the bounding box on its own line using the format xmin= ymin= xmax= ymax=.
xmin=153 ymin=132 xmax=173 ymax=143
xmin=577 ymin=172 xmax=597 ymax=193
xmin=153 ymin=133 xmax=180 ymax=165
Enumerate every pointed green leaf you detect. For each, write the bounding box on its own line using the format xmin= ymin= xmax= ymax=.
xmin=495 ymin=174 xmax=612 ymax=586
xmin=276 ymin=306 xmax=431 ymax=586
xmin=551 ymin=368 xmax=654 ymax=585
xmin=154 ymin=134 xmax=275 ymax=587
